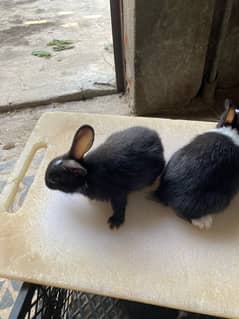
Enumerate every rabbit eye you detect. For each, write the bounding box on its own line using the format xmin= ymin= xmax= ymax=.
xmin=69 ymin=168 xmax=81 ymax=175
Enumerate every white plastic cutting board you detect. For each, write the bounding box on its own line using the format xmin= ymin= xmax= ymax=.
xmin=0 ymin=112 xmax=239 ymax=318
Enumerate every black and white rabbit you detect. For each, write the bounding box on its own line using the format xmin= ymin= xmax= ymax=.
xmin=45 ymin=125 xmax=165 ymax=229
xmin=153 ymin=99 xmax=239 ymax=230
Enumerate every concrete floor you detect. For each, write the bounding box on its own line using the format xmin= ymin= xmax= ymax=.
xmin=0 ymin=0 xmax=115 ymax=110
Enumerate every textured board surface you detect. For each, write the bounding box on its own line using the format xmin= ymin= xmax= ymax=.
xmin=0 ymin=112 xmax=238 ymax=318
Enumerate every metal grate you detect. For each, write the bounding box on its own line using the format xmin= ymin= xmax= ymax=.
xmin=26 ymin=286 xmax=73 ymax=318
xmin=67 ymin=292 xmax=128 ymax=319
xmin=9 ymin=283 xmax=129 ymax=319
xmin=9 ymin=283 xmax=226 ymax=319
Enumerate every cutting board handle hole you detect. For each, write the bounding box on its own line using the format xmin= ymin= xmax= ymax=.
xmin=8 ymin=146 xmax=46 ymax=213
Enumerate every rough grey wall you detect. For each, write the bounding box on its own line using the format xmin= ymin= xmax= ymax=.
xmin=217 ymin=1 xmax=239 ymax=89
xmin=127 ymin=0 xmax=215 ymax=115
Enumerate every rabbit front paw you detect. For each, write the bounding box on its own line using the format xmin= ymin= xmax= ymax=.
xmin=107 ymin=214 xmax=124 ymax=229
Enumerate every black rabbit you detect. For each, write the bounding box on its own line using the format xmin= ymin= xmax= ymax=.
xmin=153 ymin=99 xmax=239 ymax=230
xmin=45 ymin=125 xmax=165 ymax=229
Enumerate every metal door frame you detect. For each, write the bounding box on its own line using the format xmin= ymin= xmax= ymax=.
xmin=110 ymin=0 xmax=125 ymax=93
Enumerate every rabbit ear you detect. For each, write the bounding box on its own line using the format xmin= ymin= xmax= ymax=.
xmin=69 ymin=125 xmax=95 ymax=160
xmin=224 ymin=104 xmax=236 ymax=125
